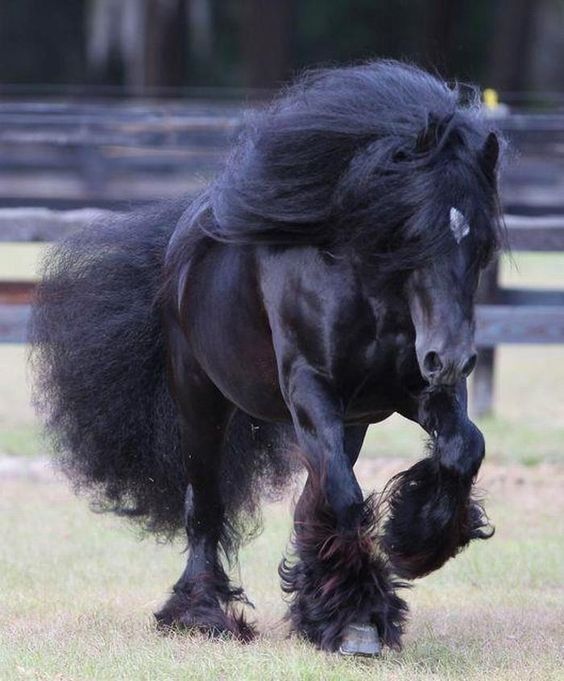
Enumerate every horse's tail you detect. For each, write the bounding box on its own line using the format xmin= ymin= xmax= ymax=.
xmin=30 ymin=201 xmax=190 ymax=538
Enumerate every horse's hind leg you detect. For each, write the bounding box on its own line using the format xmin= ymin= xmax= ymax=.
xmin=154 ymin=343 xmax=254 ymax=640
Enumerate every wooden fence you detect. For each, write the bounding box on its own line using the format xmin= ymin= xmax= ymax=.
xmin=1 ymin=101 xmax=564 ymax=416
xmin=2 ymin=102 xmax=564 ymax=211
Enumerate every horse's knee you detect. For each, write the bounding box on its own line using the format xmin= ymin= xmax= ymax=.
xmin=325 ymin=468 xmax=364 ymax=531
xmin=438 ymin=420 xmax=485 ymax=478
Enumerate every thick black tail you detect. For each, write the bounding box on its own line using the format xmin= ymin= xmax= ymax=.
xmin=31 ymin=201 xmax=190 ymax=538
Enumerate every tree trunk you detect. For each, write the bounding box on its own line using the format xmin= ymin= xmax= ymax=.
xmin=87 ymin=0 xmax=188 ymax=93
xmin=423 ymin=0 xmax=459 ymax=76
xmin=187 ymin=0 xmax=213 ymax=63
xmin=145 ymin=0 xmax=188 ymax=88
xmin=240 ymin=0 xmax=295 ymax=90
xmin=488 ymin=0 xmax=538 ymax=91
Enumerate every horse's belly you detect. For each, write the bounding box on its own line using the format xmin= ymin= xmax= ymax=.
xmin=206 ymin=344 xmax=291 ymax=422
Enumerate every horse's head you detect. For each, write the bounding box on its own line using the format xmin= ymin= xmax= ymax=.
xmin=405 ymin=131 xmax=501 ymax=387
xmin=208 ymin=60 xmax=504 ymax=391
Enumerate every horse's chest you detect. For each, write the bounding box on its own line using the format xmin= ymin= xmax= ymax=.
xmin=332 ymin=326 xmax=420 ymax=420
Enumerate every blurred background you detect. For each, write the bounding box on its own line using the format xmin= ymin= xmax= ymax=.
xmin=0 ymin=4 xmax=563 ymax=679
xmin=3 ymin=0 xmax=564 ymax=97
xmin=0 ymin=0 xmax=563 ymax=459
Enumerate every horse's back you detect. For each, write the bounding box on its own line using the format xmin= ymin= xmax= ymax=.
xmin=169 ymin=240 xmax=287 ymax=421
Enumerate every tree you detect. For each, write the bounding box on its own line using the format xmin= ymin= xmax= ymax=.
xmin=488 ymin=0 xmax=538 ymax=91
xmin=240 ymin=0 xmax=295 ymax=89
xmin=86 ymin=0 xmax=189 ymax=93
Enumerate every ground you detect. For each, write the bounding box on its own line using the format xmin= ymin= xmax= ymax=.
xmin=0 ymin=247 xmax=563 ymax=679
xmin=1 ymin=460 xmax=562 ymax=680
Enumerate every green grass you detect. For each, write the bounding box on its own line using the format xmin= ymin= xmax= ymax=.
xmin=1 ymin=464 xmax=562 ymax=680
xmin=0 ymin=425 xmax=42 ymax=457
xmin=500 ymin=251 xmax=564 ymax=289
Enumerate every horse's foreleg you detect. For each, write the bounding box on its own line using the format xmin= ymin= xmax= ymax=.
xmin=382 ymin=383 xmax=493 ymax=579
xmin=279 ymin=367 xmax=407 ymax=653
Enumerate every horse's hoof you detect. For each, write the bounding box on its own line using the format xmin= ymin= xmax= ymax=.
xmin=339 ymin=623 xmax=381 ymax=657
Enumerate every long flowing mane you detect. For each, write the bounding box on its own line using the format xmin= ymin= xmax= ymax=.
xmin=195 ymin=60 xmax=504 ymax=269
xmin=166 ymin=60 xmax=504 ymax=289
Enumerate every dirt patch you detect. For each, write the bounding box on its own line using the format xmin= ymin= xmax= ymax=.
xmin=356 ymin=458 xmax=564 ymax=513
xmin=2 ymin=454 xmax=563 ymax=517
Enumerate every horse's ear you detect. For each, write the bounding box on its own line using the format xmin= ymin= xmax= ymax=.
xmin=481 ymin=132 xmax=499 ymax=182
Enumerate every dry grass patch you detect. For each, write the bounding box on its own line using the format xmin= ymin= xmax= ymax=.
xmin=0 ymin=460 xmax=562 ymax=680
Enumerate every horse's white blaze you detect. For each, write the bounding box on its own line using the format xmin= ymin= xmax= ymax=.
xmin=449 ymin=207 xmax=470 ymax=243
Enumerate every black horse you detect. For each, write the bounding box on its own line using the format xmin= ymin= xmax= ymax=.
xmin=32 ymin=61 xmax=502 ymax=655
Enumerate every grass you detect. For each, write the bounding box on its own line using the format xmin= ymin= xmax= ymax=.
xmin=0 ymin=425 xmax=43 ymax=457
xmin=4 ymin=342 xmax=564 ymax=464
xmin=0 ymin=243 xmax=43 ymax=281
xmin=1 ymin=462 xmax=562 ymax=680
xmin=1 ymin=245 xmax=563 ymax=678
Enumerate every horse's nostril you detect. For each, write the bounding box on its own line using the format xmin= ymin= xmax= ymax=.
xmin=423 ymin=351 xmax=443 ymax=375
xmin=461 ymin=353 xmax=477 ymax=377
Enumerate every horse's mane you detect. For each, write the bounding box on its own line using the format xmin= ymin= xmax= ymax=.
xmin=177 ymin=60 xmax=504 ymax=272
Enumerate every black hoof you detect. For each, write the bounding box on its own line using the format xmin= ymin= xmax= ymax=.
xmin=154 ymin=590 xmax=256 ymax=642
xmin=280 ymin=494 xmax=408 ymax=652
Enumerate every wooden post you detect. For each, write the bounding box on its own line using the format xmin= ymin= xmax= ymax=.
xmin=472 ymin=347 xmax=495 ymax=419
xmin=472 ymin=259 xmax=500 ymax=418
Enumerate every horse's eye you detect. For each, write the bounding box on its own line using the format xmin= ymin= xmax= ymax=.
xmin=478 ymin=244 xmax=496 ymax=269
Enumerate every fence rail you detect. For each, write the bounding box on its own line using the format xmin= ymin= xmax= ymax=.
xmin=1 ymin=102 xmax=564 ymax=212
xmin=1 ymin=208 xmax=563 ymax=418
xmin=1 ymin=102 xmax=564 ymax=416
